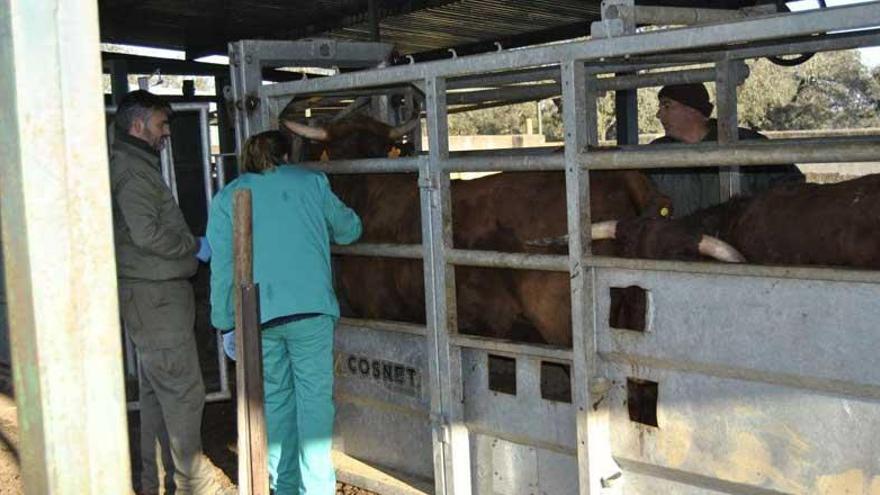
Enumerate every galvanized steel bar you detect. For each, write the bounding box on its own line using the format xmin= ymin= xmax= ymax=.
xmin=716 ymin=58 xmax=741 ymax=201
xmin=442 ymin=154 xmax=564 ymax=172
xmin=562 ymin=61 xmax=608 ymax=495
xmin=447 ymin=66 xmax=559 ymax=90
xmin=589 ymin=255 xmax=880 ymax=284
xmin=0 ymin=0 xmax=131 ymax=492
xmin=623 ymin=29 xmax=880 ymax=69
xmin=444 ymin=66 xmax=746 ymax=107
xmin=331 ymin=243 xmax=568 ymax=271
xmin=199 ymin=106 xmax=215 ymax=206
xmin=446 ymin=83 xmax=559 ymax=105
xmin=332 ymin=243 xmax=423 ymax=259
xmin=597 ymin=65 xmax=748 ymax=92
xmin=309 ymin=245 xmax=879 ymax=286
xmin=628 ymin=5 xmax=748 ymax=25
xmin=451 ymin=334 xmax=573 ymax=363
xmin=228 ymin=41 xmax=258 ymax=161
xmin=422 ymin=75 xmax=472 ymax=495
xmin=216 ymin=154 xmax=227 ymax=187
xmin=262 ymin=4 xmax=880 ymax=97
xmin=447 ymin=249 xmax=568 ymax=272
xmin=338 ymin=317 xmax=429 ymax=337
xmin=584 ymin=136 xmax=880 ymax=170
xmin=601 ymin=351 xmax=880 ymax=402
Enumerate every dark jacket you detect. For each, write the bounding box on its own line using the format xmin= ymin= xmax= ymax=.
xmin=648 ymin=120 xmax=805 ymax=217
xmin=109 ymin=132 xmax=198 ymax=282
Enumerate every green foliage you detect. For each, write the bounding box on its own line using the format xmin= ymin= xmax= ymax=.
xmin=448 ymin=102 xmax=539 ymax=136
xmin=759 ymin=50 xmax=880 ymax=130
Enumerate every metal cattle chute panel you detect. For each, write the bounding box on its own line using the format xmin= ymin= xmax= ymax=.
xmin=595 ymin=269 xmax=880 ymax=494
xmin=229 ymin=4 xmax=880 ymax=494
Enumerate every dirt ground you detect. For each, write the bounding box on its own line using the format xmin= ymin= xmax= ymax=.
xmin=0 ymin=367 xmax=377 ymax=495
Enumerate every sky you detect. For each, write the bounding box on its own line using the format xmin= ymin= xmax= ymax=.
xmin=788 ymin=0 xmax=880 ymax=67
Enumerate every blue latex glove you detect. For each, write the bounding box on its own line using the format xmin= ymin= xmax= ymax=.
xmin=221 ymin=330 xmax=236 ymax=361
xmin=195 ymin=236 xmax=212 ymax=262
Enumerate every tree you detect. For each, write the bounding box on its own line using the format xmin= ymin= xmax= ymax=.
xmin=446 ymin=49 xmax=880 ymax=138
xmin=759 ymin=50 xmax=880 ymax=130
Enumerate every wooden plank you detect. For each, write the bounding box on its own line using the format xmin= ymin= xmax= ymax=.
xmin=233 ymin=189 xmax=270 ymax=495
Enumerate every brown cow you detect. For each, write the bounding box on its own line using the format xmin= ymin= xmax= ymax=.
xmin=595 ymin=174 xmax=880 ymax=269
xmin=280 ymin=112 xmax=675 ymax=346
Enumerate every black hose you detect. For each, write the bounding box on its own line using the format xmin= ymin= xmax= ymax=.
xmin=767 ymin=0 xmax=826 ymax=67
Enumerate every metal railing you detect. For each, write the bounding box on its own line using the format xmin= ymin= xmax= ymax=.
xmin=231 ymin=4 xmax=880 ymax=494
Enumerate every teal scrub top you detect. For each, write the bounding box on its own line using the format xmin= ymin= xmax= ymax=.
xmin=206 ymin=165 xmax=362 ymax=330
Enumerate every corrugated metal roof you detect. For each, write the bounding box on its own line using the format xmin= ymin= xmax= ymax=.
xmin=330 ymin=0 xmax=602 ymax=54
xmin=97 ymin=0 xmax=763 ymax=59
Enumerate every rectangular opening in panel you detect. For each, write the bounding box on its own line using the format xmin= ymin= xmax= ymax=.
xmin=488 ymin=354 xmax=517 ymax=396
xmin=610 ymin=286 xmax=648 ymax=332
xmin=540 ymin=361 xmax=572 ymax=403
xmin=627 ymin=377 xmax=659 ymax=427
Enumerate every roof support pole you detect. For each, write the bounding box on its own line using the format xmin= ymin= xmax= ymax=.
xmin=422 ymin=75 xmax=472 ymax=495
xmin=715 ymin=57 xmax=741 ymax=200
xmin=368 ymin=0 xmax=381 ymax=42
xmin=0 ymin=0 xmax=131 ymax=493
xmin=562 ymin=61 xmax=617 ymax=494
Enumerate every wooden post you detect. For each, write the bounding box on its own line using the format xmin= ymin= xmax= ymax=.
xmin=233 ymin=189 xmax=269 ymax=495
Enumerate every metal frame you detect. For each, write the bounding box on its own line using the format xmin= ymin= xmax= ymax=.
xmin=227 ymin=39 xmax=394 ymax=158
xmin=1 ymin=0 xmax=131 ymax=491
xmin=230 ymin=3 xmax=880 ymax=494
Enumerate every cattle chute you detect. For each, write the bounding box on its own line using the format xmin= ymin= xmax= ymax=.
xmin=229 ymin=5 xmax=880 ymax=493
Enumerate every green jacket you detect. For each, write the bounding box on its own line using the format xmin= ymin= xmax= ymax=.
xmin=109 ymin=132 xmax=198 ymax=282
xmin=207 ymin=165 xmax=361 ymax=330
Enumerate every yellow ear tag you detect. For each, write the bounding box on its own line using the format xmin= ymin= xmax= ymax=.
xmin=660 ymin=207 xmax=670 ymax=217
xmin=387 ymin=146 xmax=402 ymax=158
xmin=320 ymin=149 xmax=330 ymax=162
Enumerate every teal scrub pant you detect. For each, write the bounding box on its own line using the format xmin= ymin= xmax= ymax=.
xmin=262 ymin=315 xmax=336 ymax=494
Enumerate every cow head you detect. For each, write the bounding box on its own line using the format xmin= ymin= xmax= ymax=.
xmin=279 ymin=94 xmax=420 ymax=162
xmin=281 ymin=114 xmax=418 ymax=161
xmin=592 ymin=219 xmax=746 ymax=263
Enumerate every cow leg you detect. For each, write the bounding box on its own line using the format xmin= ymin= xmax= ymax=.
xmin=514 ymin=271 xmax=572 ymax=347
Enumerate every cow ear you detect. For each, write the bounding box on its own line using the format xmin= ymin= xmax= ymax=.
xmin=320 ymin=149 xmax=330 ymax=162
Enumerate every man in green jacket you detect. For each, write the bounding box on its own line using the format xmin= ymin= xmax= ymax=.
xmin=110 ymin=90 xmax=225 ymax=495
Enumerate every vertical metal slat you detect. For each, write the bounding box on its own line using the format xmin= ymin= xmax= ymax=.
xmin=423 ymin=76 xmax=472 ymax=495
xmin=0 ymin=0 xmax=131 ymax=492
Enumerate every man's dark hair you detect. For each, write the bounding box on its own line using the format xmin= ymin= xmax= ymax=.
xmin=114 ymin=90 xmax=172 ymax=132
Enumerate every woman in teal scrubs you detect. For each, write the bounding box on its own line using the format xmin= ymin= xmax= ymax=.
xmin=207 ymin=130 xmax=362 ymax=493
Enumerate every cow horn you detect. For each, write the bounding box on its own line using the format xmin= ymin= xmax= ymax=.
xmin=282 ymin=119 xmax=329 ymax=142
xmin=388 ymin=117 xmax=420 ymax=140
xmin=590 ymin=221 xmax=618 ymax=240
xmin=698 ymin=236 xmax=746 ymax=263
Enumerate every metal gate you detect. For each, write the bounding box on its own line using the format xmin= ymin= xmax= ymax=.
xmin=229 ymin=4 xmax=880 ymax=494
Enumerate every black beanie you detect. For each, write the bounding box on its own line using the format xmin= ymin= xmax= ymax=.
xmin=658 ymin=83 xmax=713 ymax=117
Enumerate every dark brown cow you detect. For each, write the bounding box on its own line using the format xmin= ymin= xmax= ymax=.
xmin=281 ymin=112 xmax=674 ymax=346
xmin=596 ymin=174 xmax=880 ymax=269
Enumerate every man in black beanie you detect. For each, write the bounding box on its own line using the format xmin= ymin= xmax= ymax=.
xmin=648 ymin=83 xmax=804 ymax=216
